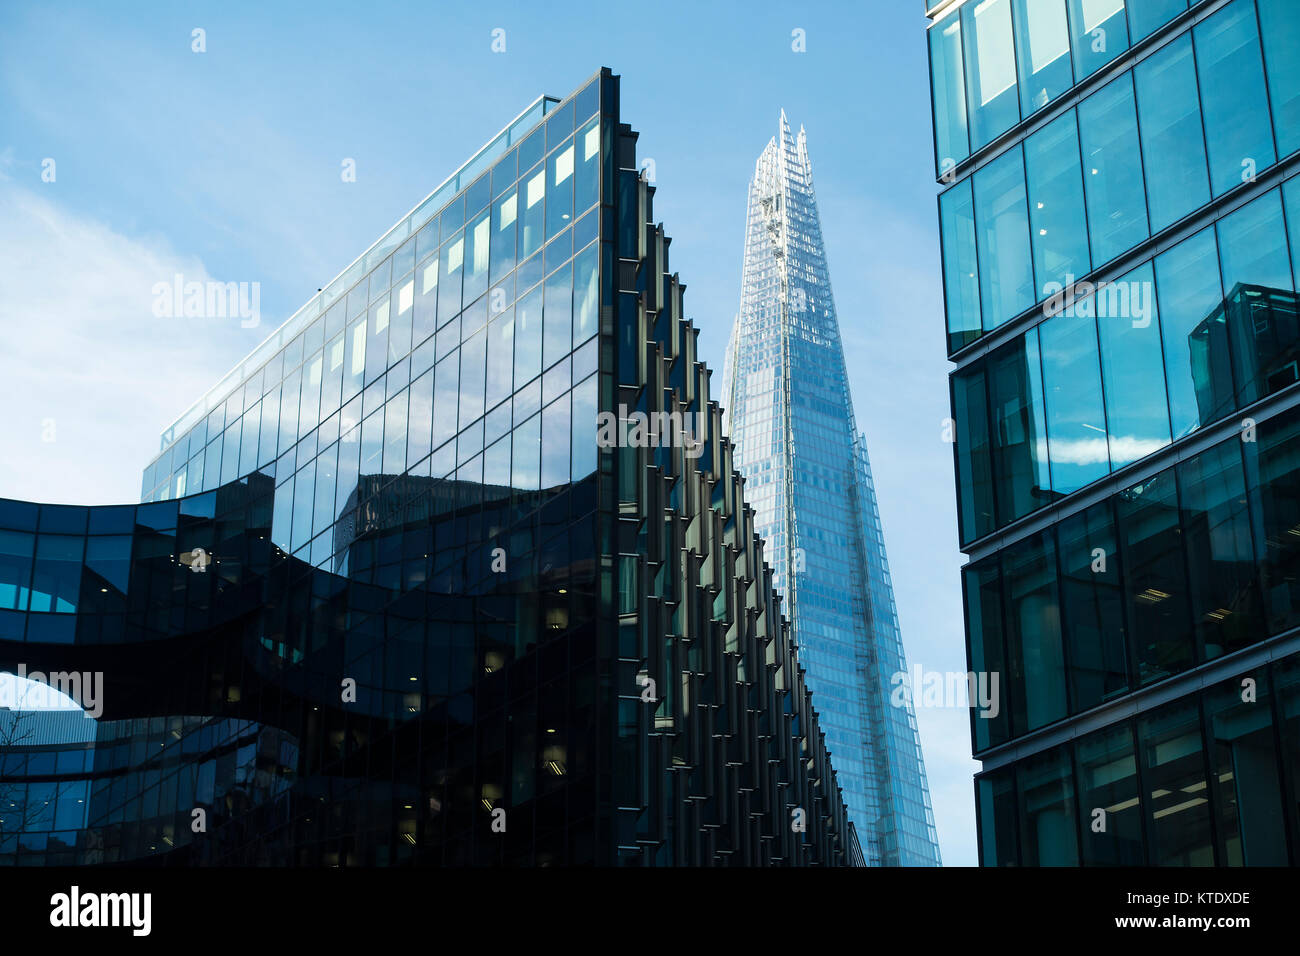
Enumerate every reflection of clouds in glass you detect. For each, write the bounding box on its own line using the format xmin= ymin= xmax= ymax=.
xmin=1045 ymin=435 xmax=1168 ymax=466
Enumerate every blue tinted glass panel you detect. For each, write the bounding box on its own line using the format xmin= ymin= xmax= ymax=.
xmin=962 ymin=0 xmax=1020 ymax=150
xmin=931 ymin=13 xmax=970 ymax=171
xmin=1134 ymin=34 xmax=1210 ymax=233
xmin=1258 ymin=0 xmax=1300 ymax=159
xmin=1096 ymin=262 xmax=1170 ymax=469
xmin=1156 ymin=228 xmax=1228 ymax=438
xmin=1195 ymin=0 xmax=1276 ymax=197
xmin=1078 ymin=74 xmax=1149 ymax=265
xmin=941 ymin=179 xmax=982 ymax=352
xmin=1040 ymin=308 xmax=1109 ymax=493
xmin=1126 ymin=0 xmax=1186 ymax=39
xmin=1013 ymin=0 xmax=1073 ymax=116
xmin=1068 ymin=0 xmax=1128 ymax=78
xmin=974 ymin=148 xmax=1034 ymax=329
xmin=1024 ymin=111 xmax=1090 ymax=296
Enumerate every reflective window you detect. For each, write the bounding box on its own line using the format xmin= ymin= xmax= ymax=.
xmin=940 ymin=179 xmax=981 ymax=351
xmin=1003 ymin=530 xmax=1066 ymax=733
xmin=931 ymin=13 xmax=970 ymax=172
xmin=1247 ymin=408 xmax=1300 ymax=634
xmin=1126 ymin=0 xmax=1186 ymax=40
xmin=953 ymin=365 xmax=995 ymax=543
xmin=1075 ymin=724 xmax=1143 ymax=864
xmin=1040 ymin=306 xmax=1108 ymax=493
xmin=975 ymin=149 xmax=1034 ymax=328
xmin=1116 ymin=469 xmax=1193 ymax=685
xmin=1025 ymin=111 xmax=1090 ymax=295
xmin=1013 ymin=0 xmax=1073 ymax=115
xmin=1258 ymin=0 xmax=1300 ymax=159
xmin=1016 ymin=747 xmax=1078 ymax=865
xmin=1067 ymin=0 xmax=1128 ymax=78
xmin=30 ymin=537 xmax=82 ymax=614
xmin=1138 ymin=700 xmax=1214 ymax=865
xmin=1096 ymin=262 xmax=1170 ymax=468
xmin=1195 ymin=0 xmax=1275 ymax=197
xmin=1134 ymin=33 xmax=1210 ymax=233
xmin=1155 ymin=228 xmax=1228 ymax=439
xmin=989 ymin=331 xmax=1051 ymax=525
xmin=962 ymin=0 xmax=1020 ymax=150
xmin=1217 ymin=190 xmax=1297 ymax=407
xmin=1177 ymin=442 xmax=1261 ymax=661
xmin=965 ymin=559 xmax=1008 ymax=749
xmin=1078 ymin=74 xmax=1149 ymax=265
xmin=1205 ymin=673 xmax=1288 ymax=864
xmin=1058 ymin=502 xmax=1128 ymax=711
xmin=977 ymin=768 xmax=1019 ymax=866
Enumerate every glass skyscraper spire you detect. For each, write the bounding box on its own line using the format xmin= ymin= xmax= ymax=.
xmin=722 ymin=112 xmax=941 ymax=866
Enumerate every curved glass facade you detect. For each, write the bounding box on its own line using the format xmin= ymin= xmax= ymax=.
xmin=0 ymin=69 xmax=858 ymax=867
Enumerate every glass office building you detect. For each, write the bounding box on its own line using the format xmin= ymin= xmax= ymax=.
xmin=721 ymin=114 xmax=941 ymax=865
xmin=927 ymin=0 xmax=1300 ymax=864
xmin=0 ymin=69 xmax=860 ymax=866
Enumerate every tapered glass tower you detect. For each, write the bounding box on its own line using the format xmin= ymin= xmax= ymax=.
xmin=722 ymin=112 xmax=941 ymax=866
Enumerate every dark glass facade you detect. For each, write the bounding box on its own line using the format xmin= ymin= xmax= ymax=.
xmin=0 ymin=69 xmax=857 ymax=867
xmin=928 ymin=0 xmax=1300 ymax=865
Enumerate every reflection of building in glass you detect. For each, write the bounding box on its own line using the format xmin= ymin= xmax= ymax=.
xmin=722 ymin=113 xmax=940 ymax=866
xmin=929 ymin=0 xmax=1300 ymax=866
xmin=1191 ymin=283 xmax=1300 ymax=425
xmin=0 ymin=69 xmax=860 ymax=866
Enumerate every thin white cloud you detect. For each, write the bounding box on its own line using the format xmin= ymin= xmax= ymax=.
xmin=0 ymin=184 xmax=260 ymax=504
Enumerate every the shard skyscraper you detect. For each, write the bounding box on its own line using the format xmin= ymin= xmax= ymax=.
xmin=722 ymin=112 xmax=941 ymax=866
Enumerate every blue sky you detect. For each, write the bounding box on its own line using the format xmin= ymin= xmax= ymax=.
xmin=0 ymin=0 xmax=978 ymax=864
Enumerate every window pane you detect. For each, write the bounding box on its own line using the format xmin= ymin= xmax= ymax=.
xmin=1155 ymin=228 xmax=1228 ymax=438
xmin=1078 ymin=74 xmax=1149 ymax=265
xmin=1040 ymin=307 xmax=1109 ymax=493
xmin=1134 ymin=34 xmax=1210 ymax=233
xmin=546 ymin=140 xmax=574 ymax=239
xmin=574 ymin=116 xmax=600 ymax=215
xmin=977 ymin=768 xmax=1019 ymax=866
xmin=512 ymin=413 xmax=541 ymax=490
xmin=1058 ymin=502 xmax=1128 ymax=711
xmin=463 ymin=210 xmax=491 ymax=307
xmin=1075 ymin=723 xmax=1143 ymax=864
xmin=953 ymin=365 xmax=995 ymax=543
xmin=962 ymin=0 xmax=1020 ymax=150
xmin=1258 ymin=0 xmax=1300 ymax=159
xmin=965 ymin=559 xmax=1009 ymax=749
xmin=1025 ymin=111 xmax=1090 ymax=296
xmin=1126 ymin=0 xmax=1186 ymax=40
xmin=1013 ymin=0 xmax=1073 ymax=115
xmin=432 ymin=354 xmax=459 ymax=450
xmin=543 ymin=262 xmax=572 ymax=368
xmin=1195 ymin=0 xmax=1276 ymax=197
xmin=1218 ymin=190 xmax=1298 ymax=407
xmin=1003 ymin=530 xmax=1066 ymax=733
xmin=1205 ymin=673 xmax=1288 ymax=864
xmin=437 ymin=234 xmax=464 ymax=327
xmin=571 ymin=373 xmax=598 ymax=480
xmin=940 ymin=179 xmax=982 ymax=351
xmin=1097 ymin=262 xmax=1169 ymax=468
xmin=514 ymin=284 xmax=543 ymax=388
xmin=572 ymin=241 xmax=598 ymax=344
xmin=1016 ymin=747 xmax=1078 ymax=865
xmin=1181 ymin=441 xmax=1263 ymax=663
xmin=1138 ymin=700 xmax=1214 ymax=865
xmin=988 ymin=329 xmax=1052 ymax=525
xmin=1117 ymin=468 xmax=1194 ymax=684
xmin=521 ymin=165 xmax=546 ymax=260
xmin=541 ymin=394 xmax=571 ymax=489
xmin=1247 ymin=408 xmax=1300 ymax=633
xmin=459 ymin=330 xmax=486 ymax=425
xmin=0 ymin=531 xmax=34 ymax=611
xmin=974 ymin=148 xmax=1034 ymax=328
xmin=485 ymin=310 xmax=515 ymax=413
xmin=930 ymin=13 xmax=970 ymax=172
xmin=1068 ymin=0 xmax=1128 ymax=78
